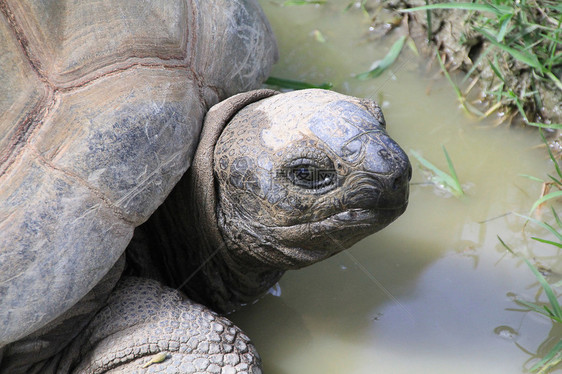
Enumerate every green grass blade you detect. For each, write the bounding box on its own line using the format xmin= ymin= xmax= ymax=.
xmin=519 ymin=174 xmax=545 ymax=183
xmin=410 ymin=150 xmax=455 ymax=184
xmin=425 ymin=0 xmax=432 ymax=42
xmin=506 ymin=90 xmax=530 ymax=122
xmin=531 ymin=339 xmax=562 ymax=372
xmin=552 ymin=207 xmax=562 ymax=229
xmin=545 ymin=70 xmax=562 ymax=92
xmin=499 ymin=237 xmax=562 ymax=321
xmin=265 ymin=77 xmax=333 ymax=90
xmin=549 ymin=175 xmax=562 ymax=187
xmin=531 ymin=74 xmax=544 ymax=113
xmin=406 ymin=37 xmax=419 ymax=56
xmin=435 ymin=49 xmax=484 ymax=116
xmin=515 ymin=213 xmax=562 ymax=243
xmin=496 ymin=235 xmax=562 ymax=322
xmin=531 ymin=237 xmax=562 ymax=249
xmin=442 ymin=145 xmax=464 ymax=196
xmin=521 ymin=256 xmax=562 ymax=320
xmin=435 ymin=49 xmax=463 ymax=99
xmin=476 ymin=27 xmax=544 ymax=72
xmin=496 ymin=13 xmax=513 ymax=42
xmin=544 ymin=305 xmax=557 ymax=319
xmin=516 ymin=299 xmax=557 ymax=319
xmin=501 ymin=233 xmax=562 ymax=321
xmin=398 ymin=3 xmax=511 ymax=16
xmin=497 ymin=235 xmax=512 ymax=253
xmin=544 ymin=4 xmax=562 ymax=12
xmin=410 ymin=149 xmax=464 ymax=197
xmin=437 ymin=48 xmax=482 ymax=116
xmin=527 ymin=122 xmax=562 ymax=130
xmin=528 ymin=190 xmax=562 ymax=216
xmin=496 ymin=235 xmax=510 ymax=256
xmin=488 ymin=58 xmax=506 ymax=82
xmin=356 ymin=36 xmax=407 ymax=80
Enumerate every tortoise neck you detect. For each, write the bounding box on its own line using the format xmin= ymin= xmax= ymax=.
xmin=177 ymin=88 xmax=283 ymax=312
xmin=128 ymin=167 xmax=283 ymax=314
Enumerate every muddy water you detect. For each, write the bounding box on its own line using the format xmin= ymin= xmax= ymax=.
xmin=230 ymin=2 xmax=562 ymax=373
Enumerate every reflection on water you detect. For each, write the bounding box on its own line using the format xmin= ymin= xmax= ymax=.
xmin=230 ymin=2 xmax=561 ymax=373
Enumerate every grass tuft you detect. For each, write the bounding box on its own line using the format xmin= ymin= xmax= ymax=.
xmin=500 ymin=232 xmax=562 ymax=372
xmin=410 ymin=145 xmax=465 ymax=197
xmin=501 ymin=130 xmax=562 ymax=372
xmin=401 ymin=1 xmax=562 ymax=128
xmin=528 ymin=131 xmax=562 ymax=216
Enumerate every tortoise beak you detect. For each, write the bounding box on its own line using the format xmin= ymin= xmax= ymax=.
xmin=342 ymin=168 xmax=411 ymax=212
xmin=341 ymin=133 xmax=411 ymax=218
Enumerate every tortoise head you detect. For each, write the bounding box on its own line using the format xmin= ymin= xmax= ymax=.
xmin=209 ymin=89 xmax=411 ymax=269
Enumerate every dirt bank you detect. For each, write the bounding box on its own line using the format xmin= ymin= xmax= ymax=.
xmin=365 ymin=0 xmax=561 ymax=131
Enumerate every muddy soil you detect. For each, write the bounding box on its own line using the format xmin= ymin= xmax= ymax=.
xmin=364 ymin=0 xmax=561 ymax=131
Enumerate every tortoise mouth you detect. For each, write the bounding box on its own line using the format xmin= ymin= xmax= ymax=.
xmin=263 ymin=203 xmax=408 ymax=269
xmin=312 ymin=204 xmax=408 ymax=247
xmin=329 ymin=204 xmax=408 ymax=224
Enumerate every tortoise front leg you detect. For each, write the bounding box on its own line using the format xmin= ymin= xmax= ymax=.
xmin=71 ymin=277 xmax=261 ymax=374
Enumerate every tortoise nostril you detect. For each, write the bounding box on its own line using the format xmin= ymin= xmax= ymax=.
xmin=378 ymin=149 xmax=391 ymax=160
xmin=392 ymin=175 xmax=402 ymax=190
xmin=392 ymin=166 xmax=411 ymax=190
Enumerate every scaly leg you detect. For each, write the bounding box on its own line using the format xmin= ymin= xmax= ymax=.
xmin=71 ymin=277 xmax=261 ymax=374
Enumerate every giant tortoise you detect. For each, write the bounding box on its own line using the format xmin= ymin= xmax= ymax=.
xmin=0 ymin=0 xmax=411 ymax=372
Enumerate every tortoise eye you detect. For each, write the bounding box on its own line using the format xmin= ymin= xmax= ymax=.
xmin=289 ymin=164 xmax=314 ymax=188
xmin=287 ymin=163 xmax=336 ymax=190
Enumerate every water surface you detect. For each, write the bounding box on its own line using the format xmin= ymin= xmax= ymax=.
xmin=231 ymin=2 xmax=561 ymax=373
